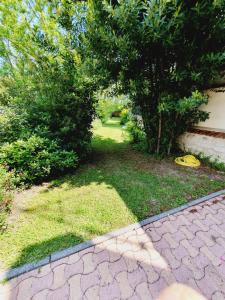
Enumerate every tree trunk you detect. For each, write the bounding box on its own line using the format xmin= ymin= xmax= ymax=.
xmin=156 ymin=112 xmax=162 ymax=154
xmin=140 ymin=95 xmax=158 ymax=154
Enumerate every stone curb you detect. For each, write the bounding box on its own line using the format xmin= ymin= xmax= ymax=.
xmin=1 ymin=189 xmax=225 ymax=282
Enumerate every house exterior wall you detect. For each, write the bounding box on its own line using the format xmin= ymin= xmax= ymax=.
xmin=179 ymin=132 xmax=225 ymax=163
xmin=179 ymin=88 xmax=225 ymax=163
xmin=197 ymin=88 xmax=225 ymax=132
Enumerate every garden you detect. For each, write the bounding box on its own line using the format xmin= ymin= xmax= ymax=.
xmin=0 ymin=0 xmax=225 ymax=271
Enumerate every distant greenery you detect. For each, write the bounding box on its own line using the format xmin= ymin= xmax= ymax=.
xmin=0 ymin=119 xmax=224 ymax=269
xmin=87 ymin=0 xmax=225 ymax=155
xmin=95 ymin=97 xmax=122 ymax=124
xmin=95 ymin=89 xmax=129 ymax=124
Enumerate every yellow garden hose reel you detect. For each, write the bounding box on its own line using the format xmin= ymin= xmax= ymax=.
xmin=175 ymin=155 xmax=201 ymax=167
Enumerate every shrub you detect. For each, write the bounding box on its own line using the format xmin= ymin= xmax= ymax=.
xmin=126 ymin=119 xmax=148 ymax=152
xmin=196 ymin=153 xmax=225 ymax=172
xmin=0 ymin=135 xmax=78 ymax=185
xmin=120 ymin=108 xmax=130 ymax=125
xmin=0 ymin=107 xmax=28 ymax=145
xmin=0 ymin=165 xmax=15 ymax=231
xmin=3 ymin=68 xmax=95 ymax=159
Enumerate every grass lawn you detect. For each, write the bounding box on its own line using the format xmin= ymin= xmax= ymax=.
xmin=0 ymin=118 xmax=224 ymax=270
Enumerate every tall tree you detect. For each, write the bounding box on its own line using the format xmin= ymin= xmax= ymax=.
xmin=86 ymin=0 xmax=225 ymax=155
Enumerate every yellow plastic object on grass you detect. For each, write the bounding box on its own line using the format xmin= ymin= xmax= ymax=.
xmin=175 ymin=155 xmax=201 ymax=167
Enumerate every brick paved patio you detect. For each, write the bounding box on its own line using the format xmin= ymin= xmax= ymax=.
xmin=1 ymin=194 xmax=225 ymax=300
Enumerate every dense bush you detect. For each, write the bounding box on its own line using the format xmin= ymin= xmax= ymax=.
xmin=0 ymin=135 xmax=78 ymax=185
xmin=0 ymin=1 xmax=96 ymax=168
xmin=0 ymin=45 xmax=95 ymax=157
xmin=0 ymin=165 xmax=15 ymax=231
xmin=0 ymin=106 xmax=28 ymax=144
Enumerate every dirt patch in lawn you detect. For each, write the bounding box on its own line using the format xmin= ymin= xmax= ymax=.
xmin=7 ymin=184 xmax=50 ymax=227
xmin=122 ymin=147 xmax=225 ymax=181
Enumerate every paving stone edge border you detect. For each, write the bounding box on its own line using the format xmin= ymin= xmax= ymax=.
xmin=1 ymin=189 xmax=225 ymax=282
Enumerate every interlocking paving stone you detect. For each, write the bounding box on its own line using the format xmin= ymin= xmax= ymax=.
xmin=1 ymin=195 xmax=225 ymax=299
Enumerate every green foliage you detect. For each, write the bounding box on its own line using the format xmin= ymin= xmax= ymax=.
xmin=126 ymin=119 xmax=147 ymax=152
xmin=157 ymin=90 xmax=209 ymax=154
xmin=196 ymin=153 xmax=225 ymax=172
xmin=0 ymin=135 xmax=78 ymax=185
xmin=0 ymin=0 xmax=95 ymax=161
xmin=86 ymin=0 xmax=225 ymax=155
xmin=120 ymin=108 xmax=130 ymax=125
xmin=95 ymin=89 xmax=129 ymax=124
xmin=95 ymin=98 xmax=122 ymax=124
xmin=5 ymin=68 xmax=95 ymax=156
xmin=0 ymin=106 xmax=28 ymax=144
xmin=0 ymin=165 xmax=15 ymax=231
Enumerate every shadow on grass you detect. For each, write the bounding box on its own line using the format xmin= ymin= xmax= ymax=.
xmin=49 ymin=135 xmax=192 ymax=219
xmin=11 ymin=233 xmax=84 ymax=269
xmin=101 ymin=117 xmax=121 ymax=127
xmin=101 ymin=122 xmax=122 ymax=129
xmin=91 ymin=135 xmax=128 ymax=156
xmin=49 ymin=133 xmax=224 ymax=220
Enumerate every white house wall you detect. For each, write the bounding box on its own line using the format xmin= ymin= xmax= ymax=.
xmin=179 ymin=88 xmax=225 ymax=163
xmin=197 ymin=88 xmax=225 ymax=132
xmin=179 ymin=132 xmax=225 ymax=163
